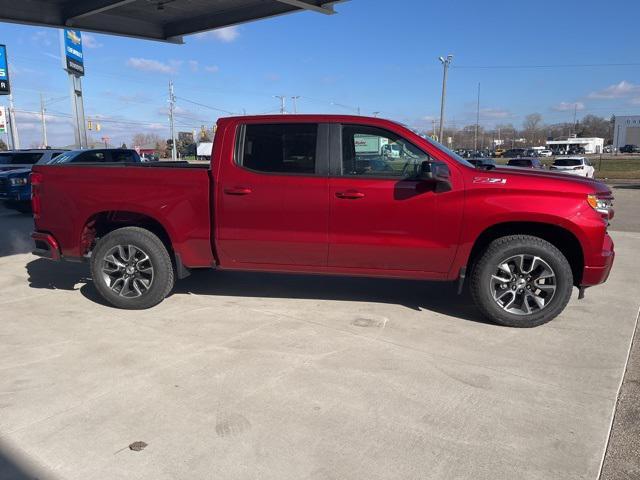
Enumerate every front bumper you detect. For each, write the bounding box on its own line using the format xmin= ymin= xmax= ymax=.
xmin=581 ymin=233 xmax=615 ymax=286
xmin=31 ymin=232 xmax=61 ymax=261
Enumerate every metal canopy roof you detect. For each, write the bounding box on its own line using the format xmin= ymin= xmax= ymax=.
xmin=0 ymin=0 xmax=346 ymax=43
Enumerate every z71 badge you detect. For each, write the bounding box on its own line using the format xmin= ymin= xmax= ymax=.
xmin=473 ymin=177 xmax=507 ymax=184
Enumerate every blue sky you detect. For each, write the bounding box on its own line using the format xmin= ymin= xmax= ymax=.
xmin=1 ymin=0 xmax=640 ymax=147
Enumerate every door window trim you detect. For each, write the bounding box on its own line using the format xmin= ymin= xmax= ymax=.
xmin=233 ymin=122 xmax=329 ymax=177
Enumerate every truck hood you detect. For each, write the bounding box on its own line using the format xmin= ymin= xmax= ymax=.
xmin=0 ymin=167 xmax=31 ymax=179
xmin=478 ymin=166 xmax=610 ymax=194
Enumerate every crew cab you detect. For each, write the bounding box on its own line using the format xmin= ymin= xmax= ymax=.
xmin=31 ymin=115 xmax=615 ymax=327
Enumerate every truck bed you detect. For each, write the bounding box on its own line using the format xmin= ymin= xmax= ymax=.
xmin=32 ymin=163 xmax=215 ymax=267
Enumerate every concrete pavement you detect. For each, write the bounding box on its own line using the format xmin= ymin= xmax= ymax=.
xmin=0 ymin=204 xmax=638 ymax=480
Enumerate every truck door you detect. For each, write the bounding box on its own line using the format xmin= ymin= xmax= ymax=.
xmin=328 ymin=123 xmax=462 ymax=274
xmin=216 ymin=122 xmax=329 ymax=267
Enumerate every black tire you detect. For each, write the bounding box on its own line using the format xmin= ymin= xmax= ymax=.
xmin=469 ymin=235 xmax=573 ymax=327
xmin=90 ymin=227 xmax=174 ymax=309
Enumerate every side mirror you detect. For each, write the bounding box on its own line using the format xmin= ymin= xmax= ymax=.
xmin=418 ymin=161 xmax=451 ymax=184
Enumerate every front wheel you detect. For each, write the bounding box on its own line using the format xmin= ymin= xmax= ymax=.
xmin=469 ymin=235 xmax=573 ymax=327
xmin=90 ymin=227 xmax=175 ymax=309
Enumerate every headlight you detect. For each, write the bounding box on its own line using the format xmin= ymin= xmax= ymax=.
xmin=9 ymin=177 xmax=28 ymax=186
xmin=587 ymin=193 xmax=614 ymax=220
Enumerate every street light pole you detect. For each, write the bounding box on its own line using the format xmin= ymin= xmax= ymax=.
xmin=275 ymin=96 xmax=286 ymax=114
xmin=168 ymin=80 xmax=177 ymax=161
xmin=438 ymin=54 xmax=453 ymax=143
xmin=40 ymin=93 xmax=48 ymax=148
xmin=291 ymin=96 xmax=300 ymax=113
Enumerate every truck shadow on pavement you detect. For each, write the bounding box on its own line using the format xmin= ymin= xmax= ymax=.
xmin=25 ymin=259 xmax=489 ymax=324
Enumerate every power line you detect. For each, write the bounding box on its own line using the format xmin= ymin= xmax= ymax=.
xmin=175 ymin=96 xmax=236 ymax=115
xmin=453 ymin=62 xmax=640 ymax=70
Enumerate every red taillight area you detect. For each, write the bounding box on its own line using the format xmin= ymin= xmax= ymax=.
xmin=30 ymin=172 xmax=43 ymax=220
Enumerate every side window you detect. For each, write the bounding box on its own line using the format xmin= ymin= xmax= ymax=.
xmin=72 ymin=151 xmax=106 ymax=163
xmin=239 ymin=123 xmax=317 ymax=174
xmin=341 ymin=125 xmax=430 ymax=178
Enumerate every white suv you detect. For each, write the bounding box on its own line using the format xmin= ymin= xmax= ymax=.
xmin=549 ymin=156 xmax=595 ymax=178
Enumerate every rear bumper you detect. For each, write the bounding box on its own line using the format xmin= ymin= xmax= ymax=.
xmin=31 ymin=231 xmax=61 ymax=261
xmin=581 ymin=234 xmax=615 ymax=286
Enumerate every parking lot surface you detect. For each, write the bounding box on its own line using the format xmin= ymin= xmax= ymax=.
xmin=0 ymin=197 xmax=639 ymax=480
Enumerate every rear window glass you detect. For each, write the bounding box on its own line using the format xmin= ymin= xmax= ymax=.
xmin=111 ymin=150 xmax=140 ymax=162
xmin=0 ymin=152 xmax=43 ymax=165
xmin=553 ymin=159 xmax=582 ymax=166
xmin=239 ymin=123 xmax=317 ymax=174
xmin=72 ymin=151 xmax=107 ymax=163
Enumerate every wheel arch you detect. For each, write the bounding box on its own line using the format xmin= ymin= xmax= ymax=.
xmin=80 ymin=210 xmax=174 ymax=258
xmin=467 ymin=221 xmax=584 ymax=285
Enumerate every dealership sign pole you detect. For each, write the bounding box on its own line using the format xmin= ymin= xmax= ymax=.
xmin=0 ymin=44 xmax=19 ymax=149
xmin=61 ymin=29 xmax=88 ymax=149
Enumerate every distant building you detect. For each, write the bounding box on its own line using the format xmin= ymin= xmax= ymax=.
xmin=546 ymin=135 xmax=604 ymax=154
xmin=613 ymin=115 xmax=640 ymax=150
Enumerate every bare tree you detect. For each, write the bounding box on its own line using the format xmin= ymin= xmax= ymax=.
xmin=523 ymin=113 xmax=543 ymax=145
xmin=131 ymin=132 xmax=162 ymax=148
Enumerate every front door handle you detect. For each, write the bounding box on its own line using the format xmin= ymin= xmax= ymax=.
xmin=335 ymin=190 xmax=365 ymax=200
xmin=224 ymin=186 xmax=252 ymax=196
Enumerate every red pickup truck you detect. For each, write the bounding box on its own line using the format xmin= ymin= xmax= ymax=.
xmin=31 ymin=115 xmax=615 ymax=327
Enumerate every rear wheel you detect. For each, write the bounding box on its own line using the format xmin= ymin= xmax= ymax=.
xmin=469 ymin=235 xmax=573 ymax=327
xmin=90 ymin=227 xmax=174 ymax=309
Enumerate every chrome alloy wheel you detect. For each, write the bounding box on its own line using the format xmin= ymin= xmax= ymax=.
xmin=101 ymin=244 xmax=154 ymax=298
xmin=490 ymin=254 xmax=557 ymax=315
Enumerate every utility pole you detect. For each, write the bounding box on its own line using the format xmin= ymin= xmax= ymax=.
xmin=572 ymin=103 xmax=577 ymax=135
xmin=291 ymin=96 xmax=300 ymax=113
xmin=40 ymin=93 xmax=48 ymax=148
xmin=438 ymin=54 xmax=453 ymax=144
xmin=8 ymin=93 xmax=19 ymax=149
xmin=168 ymin=80 xmax=177 ymax=161
xmin=474 ymin=82 xmax=480 ymax=152
xmin=275 ymin=95 xmax=286 ymax=114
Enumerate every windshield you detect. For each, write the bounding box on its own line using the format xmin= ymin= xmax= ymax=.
xmin=50 ymin=151 xmax=83 ymax=164
xmin=422 ymin=136 xmax=475 ymax=167
xmin=553 ymin=159 xmax=582 ymax=166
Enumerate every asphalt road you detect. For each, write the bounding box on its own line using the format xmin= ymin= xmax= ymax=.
xmin=0 ymin=188 xmax=638 ymax=480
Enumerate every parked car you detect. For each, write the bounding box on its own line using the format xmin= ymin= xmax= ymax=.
xmin=52 ymin=148 xmax=142 ymax=164
xmin=538 ymin=149 xmax=553 ymax=157
xmin=31 ymin=115 xmax=615 ymax=328
xmin=467 ymin=157 xmax=496 ymax=169
xmin=492 ymin=148 xmax=506 ymax=158
xmin=619 ymin=144 xmax=640 ymax=153
xmin=549 ymin=157 xmax=595 ymax=178
xmin=506 ymin=157 xmax=544 ymax=169
xmin=0 ymin=149 xmax=67 ymax=172
xmin=568 ymin=146 xmax=586 ymax=155
xmin=603 ymin=145 xmax=613 ymax=154
xmin=503 ymin=148 xmax=527 ymax=158
xmin=0 ymin=149 xmax=67 ymax=212
xmin=523 ymin=149 xmax=540 ymax=157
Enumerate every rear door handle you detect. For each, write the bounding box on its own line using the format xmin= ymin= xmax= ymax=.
xmin=224 ymin=186 xmax=252 ymax=196
xmin=335 ymin=190 xmax=365 ymax=199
